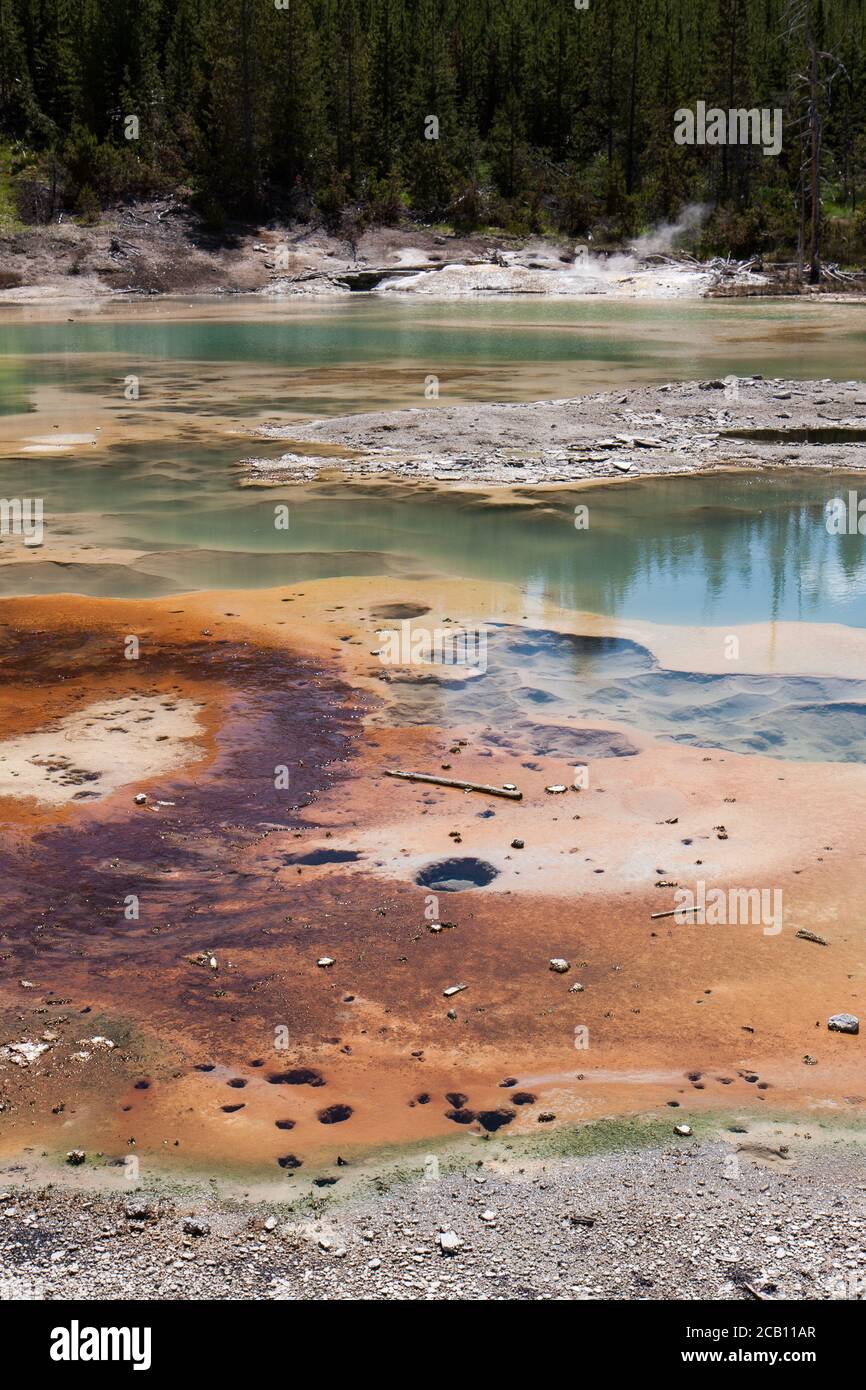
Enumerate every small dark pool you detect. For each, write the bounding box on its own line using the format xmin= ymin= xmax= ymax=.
xmin=284 ymin=849 xmax=361 ymax=866
xmin=416 ymin=857 xmax=498 ymax=892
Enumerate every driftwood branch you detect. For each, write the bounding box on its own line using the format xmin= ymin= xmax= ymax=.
xmin=384 ymin=769 xmax=522 ymax=800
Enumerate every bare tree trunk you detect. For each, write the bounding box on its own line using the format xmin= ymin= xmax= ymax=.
xmin=808 ymin=39 xmax=821 ymax=283
xmin=625 ymin=0 xmax=639 ymax=195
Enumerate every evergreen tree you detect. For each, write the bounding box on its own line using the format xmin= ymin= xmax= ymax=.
xmin=0 ymin=0 xmax=863 ymax=264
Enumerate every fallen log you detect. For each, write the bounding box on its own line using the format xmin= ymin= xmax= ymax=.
xmin=384 ymin=768 xmax=522 ymax=800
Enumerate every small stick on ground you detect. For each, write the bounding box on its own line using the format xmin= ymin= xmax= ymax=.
xmin=384 ymin=769 xmax=522 ymax=800
xmin=650 ymin=905 xmax=701 ymax=920
xmin=743 ymin=1282 xmax=772 ymax=1302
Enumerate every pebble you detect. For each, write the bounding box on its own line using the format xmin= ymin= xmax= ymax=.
xmin=437 ymin=1231 xmax=463 ymax=1254
xmin=828 ymin=1013 xmax=859 ymax=1034
xmin=182 ymin=1219 xmax=210 ymax=1237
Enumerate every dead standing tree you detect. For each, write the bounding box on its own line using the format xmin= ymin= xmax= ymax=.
xmin=784 ymin=0 xmax=847 ymax=284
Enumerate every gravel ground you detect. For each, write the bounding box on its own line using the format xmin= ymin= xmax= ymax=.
xmin=243 ymin=377 xmax=866 ymax=486
xmin=2 ymin=1140 xmax=863 ymax=1301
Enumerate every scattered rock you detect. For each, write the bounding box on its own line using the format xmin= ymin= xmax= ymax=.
xmin=828 ymin=1013 xmax=859 ymax=1035
xmin=125 ymin=1200 xmax=157 ymax=1222
xmin=2 ymin=1040 xmax=50 ymax=1067
xmin=182 ymin=1218 xmax=210 ymax=1237
xmin=437 ymin=1230 xmax=463 ymax=1254
xmin=187 ymin=950 xmax=218 ymax=970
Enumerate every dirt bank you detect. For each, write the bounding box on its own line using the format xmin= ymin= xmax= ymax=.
xmin=0 ymin=207 xmax=850 ymax=305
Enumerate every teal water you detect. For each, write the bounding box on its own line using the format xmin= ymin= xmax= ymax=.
xmin=1 ymin=298 xmax=866 ymax=627
xmin=2 ymin=447 xmax=866 ymax=626
xmin=2 ymin=296 xmax=866 ymax=416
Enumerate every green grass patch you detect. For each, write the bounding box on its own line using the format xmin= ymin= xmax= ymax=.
xmin=0 ymin=141 xmax=28 ymax=232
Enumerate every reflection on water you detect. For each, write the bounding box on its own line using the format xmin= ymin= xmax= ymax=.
xmin=2 ymin=299 xmax=866 ymax=623
xmin=386 ymin=626 xmax=866 ymax=763
xmin=3 ymin=451 xmax=866 ymax=628
xmin=2 ymin=302 xmax=866 ymax=637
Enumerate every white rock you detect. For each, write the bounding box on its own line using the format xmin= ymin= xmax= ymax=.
xmin=549 ymin=958 xmax=570 ymax=974
xmin=437 ymin=1231 xmax=463 ymax=1254
xmin=2 ymin=1040 xmax=49 ymax=1067
xmin=317 ymin=957 xmax=336 ymax=968
xmin=828 ymin=1013 xmax=859 ymax=1034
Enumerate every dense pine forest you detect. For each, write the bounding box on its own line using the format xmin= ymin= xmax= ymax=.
xmin=1 ymin=0 xmax=866 ymax=261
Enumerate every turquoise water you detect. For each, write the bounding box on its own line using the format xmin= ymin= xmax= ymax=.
xmin=2 ymin=447 xmax=866 ymax=626
xmin=2 ymin=296 xmax=866 ymax=415
xmin=1 ymin=298 xmax=866 ymax=626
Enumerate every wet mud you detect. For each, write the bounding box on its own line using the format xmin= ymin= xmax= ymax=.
xmin=0 ymin=586 xmax=863 ymax=1187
